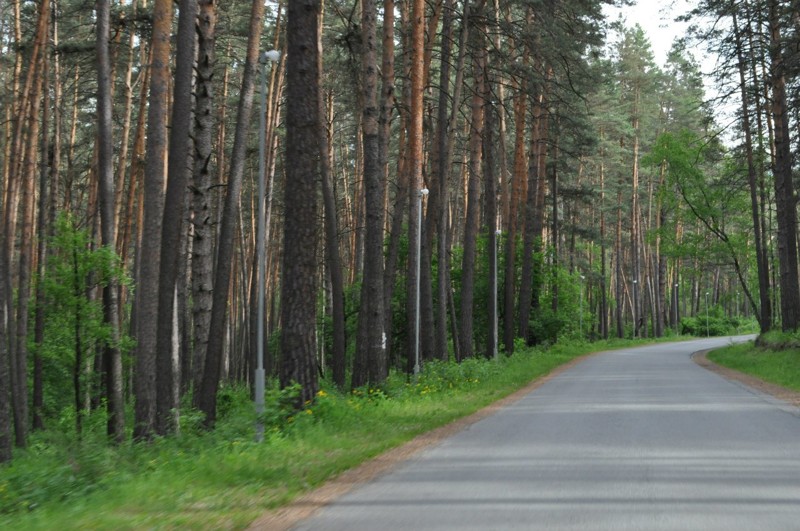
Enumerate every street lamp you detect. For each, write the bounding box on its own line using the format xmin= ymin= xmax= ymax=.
xmin=414 ymin=188 xmax=429 ymax=376
xmin=493 ymin=229 xmax=501 ymax=360
xmin=632 ymin=279 xmax=638 ymax=339
xmin=705 ymin=291 xmax=710 ymax=337
xmin=255 ymin=49 xmax=280 ymax=443
xmin=579 ymin=275 xmax=585 ymax=338
xmin=674 ymin=283 xmax=679 ymax=334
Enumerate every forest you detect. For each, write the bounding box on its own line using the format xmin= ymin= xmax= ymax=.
xmin=0 ymin=0 xmax=798 ymax=466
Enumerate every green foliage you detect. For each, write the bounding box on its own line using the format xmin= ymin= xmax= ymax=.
xmin=678 ymin=306 xmax=757 ymax=337
xmin=755 ymin=330 xmax=800 ymax=351
xmin=708 ymin=342 xmax=800 ymax=392
xmin=35 ymin=214 xmax=134 ymax=419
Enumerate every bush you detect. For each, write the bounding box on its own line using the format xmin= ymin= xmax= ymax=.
xmin=679 ymin=306 xmax=754 ymax=337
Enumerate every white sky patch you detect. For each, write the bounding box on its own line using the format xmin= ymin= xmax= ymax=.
xmin=603 ymin=0 xmax=698 ymax=67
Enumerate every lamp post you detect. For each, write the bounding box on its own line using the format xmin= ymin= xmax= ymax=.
xmin=493 ymin=229 xmax=501 ymax=360
xmin=579 ymin=275 xmax=585 ymax=338
xmin=736 ymin=291 xmax=740 ymax=319
xmin=414 ymin=188 xmax=429 ymax=376
xmin=632 ymin=279 xmax=638 ymax=339
xmin=674 ymin=283 xmax=679 ymax=334
xmin=705 ymin=291 xmax=710 ymax=338
xmin=255 ymin=49 xmax=280 ymax=443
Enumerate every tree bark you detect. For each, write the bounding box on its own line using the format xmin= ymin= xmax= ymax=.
xmin=191 ymin=0 xmax=217 ymax=394
xmin=155 ymin=0 xmax=198 ymax=436
xmin=134 ymin=0 xmax=172 ymax=441
xmin=406 ymin=0 xmax=426 ymax=372
xmin=95 ymin=0 xmax=125 ymax=442
xmin=731 ymin=4 xmax=770 ymax=332
xmin=353 ymin=0 xmax=387 ymax=388
xmin=195 ymin=0 xmax=265 ymax=427
xmin=459 ymin=3 xmax=486 ymax=359
xmin=768 ymin=0 xmax=800 ymax=331
xmin=281 ymin=0 xmax=321 ymax=406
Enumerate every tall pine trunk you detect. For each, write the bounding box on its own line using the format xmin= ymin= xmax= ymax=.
xmin=191 ymin=0 xmax=217 ymax=394
xmin=353 ymin=0 xmax=387 ymax=388
xmin=196 ymin=0 xmax=265 ymax=427
xmin=458 ymin=3 xmax=486 ymax=359
xmin=280 ymin=0 xmax=321 ymax=405
xmin=768 ymin=0 xmax=800 ymax=331
xmin=154 ymin=0 xmax=198 ymax=435
xmin=134 ymin=0 xmax=172 ymax=441
xmin=95 ymin=0 xmax=124 ymax=442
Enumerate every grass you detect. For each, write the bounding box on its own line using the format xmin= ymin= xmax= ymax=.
xmin=708 ymin=339 xmax=800 ymax=392
xmin=1 ymin=338 xmax=662 ymax=530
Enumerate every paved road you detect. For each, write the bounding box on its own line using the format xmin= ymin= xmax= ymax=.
xmin=292 ymin=337 xmax=800 ymax=530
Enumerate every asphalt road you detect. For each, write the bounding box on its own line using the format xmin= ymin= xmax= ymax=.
xmin=292 ymin=336 xmax=800 ymax=530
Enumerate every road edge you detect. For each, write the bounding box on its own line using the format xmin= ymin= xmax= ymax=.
xmin=246 ymin=351 xmax=600 ymax=531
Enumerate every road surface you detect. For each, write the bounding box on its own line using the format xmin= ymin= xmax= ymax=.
xmin=292 ymin=337 xmax=800 ymax=530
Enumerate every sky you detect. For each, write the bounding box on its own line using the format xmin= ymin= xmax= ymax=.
xmin=603 ymin=0 xmax=698 ymax=67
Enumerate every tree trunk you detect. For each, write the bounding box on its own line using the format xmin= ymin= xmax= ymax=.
xmin=406 ymin=0 xmax=426 ymax=373
xmin=458 ymin=5 xmax=486 ymax=359
xmin=191 ymin=0 xmax=217 ymax=394
xmin=353 ymin=0 xmax=387 ymax=388
xmin=134 ymin=0 xmax=172 ymax=441
xmin=154 ymin=0 xmax=197 ymax=436
xmin=483 ymin=70 xmax=498 ymax=359
xmin=280 ymin=0 xmax=321 ymax=406
xmin=503 ymin=46 xmax=528 ymax=353
xmin=196 ymin=0 xmax=265 ymax=427
xmin=731 ymin=4 xmax=770 ymax=332
xmin=95 ymin=0 xmax=125 ymax=442
xmin=768 ymin=0 xmax=800 ymax=331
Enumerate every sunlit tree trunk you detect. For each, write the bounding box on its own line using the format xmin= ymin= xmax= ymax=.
xmin=406 ymin=0 xmax=426 ymax=371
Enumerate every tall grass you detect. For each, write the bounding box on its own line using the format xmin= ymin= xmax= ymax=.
xmin=1 ymin=339 xmax=647 ymax=530
xmin=708 ymin=338 xmax=800 ymax=391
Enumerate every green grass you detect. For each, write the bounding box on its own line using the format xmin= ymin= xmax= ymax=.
xmin=708 ymin=340 xmax=800 ymax=391
xmin=1 ymin=338 xmax=656 ymax=530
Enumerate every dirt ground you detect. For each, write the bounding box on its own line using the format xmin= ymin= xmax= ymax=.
xmin=247 ymin=349 xmax=800 ymax=531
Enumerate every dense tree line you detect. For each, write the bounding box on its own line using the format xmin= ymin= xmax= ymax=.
xmin=1 ymin=0 xmax=798 ymax=462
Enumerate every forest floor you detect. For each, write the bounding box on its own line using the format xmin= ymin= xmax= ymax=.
xmin=248 ymin=345 xmax=800 ymax=531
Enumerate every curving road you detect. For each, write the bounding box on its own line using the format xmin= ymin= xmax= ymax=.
xmin=291 ymin=337 xmax=800 ymax=530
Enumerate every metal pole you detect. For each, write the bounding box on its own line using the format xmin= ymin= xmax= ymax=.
xmin=255 ymin=50 xmax=279 ymax=442
xmin=674 ymin=283 xmax=679 ymax=333
xmin=705 ymin=292 xmax=710 ymax=337
xmin=632 ymin=279 xmax=637 ymax=339
xmin=414 ymin=188 xmax=428 ymax=376
xmin=493 ymin=229 xmax=501 ymax=360
xmin=579 ymin=275 xmax=585 ymax=338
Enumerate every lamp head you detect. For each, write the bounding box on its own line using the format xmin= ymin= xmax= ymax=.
xmin=260 ymin=50 xmax=281 ymax=64
xmin=419 ymin=188 xmax=429 ymax=197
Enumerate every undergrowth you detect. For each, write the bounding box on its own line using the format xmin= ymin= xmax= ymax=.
xmin=708 ymin=339 xmax=800 ymax=391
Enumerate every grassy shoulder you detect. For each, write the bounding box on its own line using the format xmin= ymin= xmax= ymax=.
xmin=2 ymin=338 xmax=658 ymax=530
xmin=707 ymin=334 xmax=800 ymax=392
